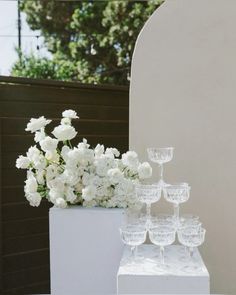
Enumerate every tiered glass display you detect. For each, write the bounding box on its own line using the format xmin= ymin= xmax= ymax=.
xmin=120 ymin=147 xmax=206 ymax=273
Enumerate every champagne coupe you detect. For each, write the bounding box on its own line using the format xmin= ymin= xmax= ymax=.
xmin=135 ymin=184 xmax=162 ymax=227
xmin=150 ymin=214 xmax=176 ymax=227
xmin=163 ymin=183 xmax=191 ymax=225
xmin=177 ymin=226 xmax=206 ymax=272
xmin=120 ymin=225 xmax=147 ymax=263
xmin=147 ymin=147 xmax=174 ymax=187
xmin=149 ymin=225 xmax=176 ymax=268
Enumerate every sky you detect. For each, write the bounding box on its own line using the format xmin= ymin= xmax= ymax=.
xmin=0 ymin=0 xmax=48 ymax=75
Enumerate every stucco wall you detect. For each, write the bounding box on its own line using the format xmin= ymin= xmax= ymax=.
xmin=130 ymin=0 xmax=236 ymax=293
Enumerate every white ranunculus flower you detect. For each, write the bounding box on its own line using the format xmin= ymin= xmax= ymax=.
xmin=107 ymin=168 xmax=123 ymax=185
xmin=47 ymin=177 xmax=65 ymax=191
xmin=34 ymin=128 xmax=46 ymax=143
xmin=77 ymin=138 xmax=89 ymax=149
xmin=55 ymin=197 xmax=67 ymax=209
xmin=40 ymin=136 xmax=58 ymax=152
xmin=65 ymin=186 xmax=77 ymax=203
xmin=122 ymin=151 xmax=139 ymax=170
xmin=26 ymin=192 xmax=42 ymax=207
xmin=52 ymin=125 xmax=77 ymax=141
xmin=25 ymin=116 xmax=51 ymax=133
xmin=61 ymin=169 xmax=79 ymax=186
xmin=16 ymin=155 xmax=30 ymax=169
xmin=49 ymin=188 xmax=64 ymax=203
xmin=138 ymin=162 xmax=152 ymax=179
xmin=26 ymin=146 xmax=41 ymax=161
xmin=24 ymin=175 xmax=38 ymax=194
xmin=82 ymin=185 xmax=96 ymax=201
xmin=36 ymin=169 xmax=45 ymax=185
xmin=46 ymin=164 xmax=60 ymax=182
xmin=45 ymin=150 xmax=60 ymax=163
xmin=94 ymin=144 xmax=104 ymax=158
xmin=114 ymin=178 xmax=134 ymax=197
xmin=105 ymin=148 xmax=120 ymax=158
xmin=75 ymin=181 xmax=83 ymax=192
xmin=95 ymin=155 xmax=116 ymax=177
xmin=33 ymin=154 xmax=47 ymax=170
xmin=62 ymin=109 xmax=79 ymax=119
xmin=61 ymin=117 xmax=71 ymax=125
xmin=61 ymin=145 xmax=71 ymax=161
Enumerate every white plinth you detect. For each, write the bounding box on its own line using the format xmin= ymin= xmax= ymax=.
xmin=117 ymin=244 xmax=210 ymax=294
xmin=50 ymin=206 xmax=124 ymax=295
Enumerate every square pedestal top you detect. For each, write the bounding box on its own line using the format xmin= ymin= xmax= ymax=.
xmin=117 ymin=245 xmax=210 ymax=294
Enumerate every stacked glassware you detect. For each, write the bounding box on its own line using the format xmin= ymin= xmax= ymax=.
xmin=119 ymin=147 xmax=206 ymax=273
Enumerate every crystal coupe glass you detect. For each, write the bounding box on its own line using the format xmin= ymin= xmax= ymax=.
xmin=120 ymin=225 xmax=147 ymax=263
xmin=135 ymin=184 xmax=162 ymax=227
xmin=147 ymin=147 xmax=174 ymax=187
xmin=149 ymin=225 xmax=176 ymax=268
xmin=163 ymin=183 xmax=191 ymax=225
xmin=177 ymin=226 xmax=206 ymax=272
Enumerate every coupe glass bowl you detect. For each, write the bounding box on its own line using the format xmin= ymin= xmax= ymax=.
xmin=147 ymin=147 xmax=174 ymax=187
xmin=163 ymin=183 xmax=191 ymax=223
xmin=120 ymin=225 xmax=147 ymax=263
xmin=149 ymin=225 xmax=176 ymax=267
xmin=177 ymin=226 xmax=206 ymax=272
xmin=135 ymin=184 xmax=162 ymax=226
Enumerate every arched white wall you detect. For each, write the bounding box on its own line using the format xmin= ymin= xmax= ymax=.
xmin=130 ymin=0 xmax=236 ymax=294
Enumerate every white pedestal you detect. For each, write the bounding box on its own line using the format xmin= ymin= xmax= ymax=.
xmin=50 ymin=206 xmax=124 ymax=295
xmin=117 ymin=244 xmax=210 ymax=294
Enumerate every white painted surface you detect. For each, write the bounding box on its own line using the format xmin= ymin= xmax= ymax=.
xmin=49 ymin=207 xmax=124 ymax=295
xmin=130 ymin=0 xmax=236 ymax=293
xmin=117 ymin=244 xmax=209 ymax=294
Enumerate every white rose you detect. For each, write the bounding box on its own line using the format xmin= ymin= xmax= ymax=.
xmin=36 ymin=169 xmax=45 ymax=185
xmin=55 ymin=198 xmax=67 ymax=209
xmin=26 ymin=192 xmax=42 ymax=207
xmin=34 ymin=128 xmax=46 ymax=143
xmin=77 ymin=138 xmax=89 ymax=149
xmin=52 ymin=125 xmax=77 ymax=141
xmin=95 ymin=155 xmax=116 ymax=177
xmin=45 ymin=150 xmax=60 ymax=163
xmin=61 ymin=145 xmax=70 ymax=161
xmin=33 ymin=154 xmax=47 ymax=170
xmin=61 ymin=117 xmax=71 ymax=125
xmin=105 ymin=148 xmax=120 ymax=158
xmin=75 ymin=181 xmax=83 ymax=192
xmin=122 ymin=151 xmax=139 ymax=170
xmin=107 ymin=168 xmax=123 ymax=185
xmin=61 ymin=169 xmax=79 ymax=186
xmin=48 ymin=177 xmax=65 ymax=191
xmin=49 ymin=188 xmax=64 ymax=203
xmin=26 ymin=146 xmax=40 ymax=161
xmin=40 ymin=136 xmax=58 ymax=152
xmin=24 ymin=175 xmax=38 ymax=194
xmin=16 ymin=155 xmax=30 ymax=169
xmin=46 ymin=164 xmax=60 ymax=182
xmin=82 ymin=185 xmax=96 ymax=201
xmin=138 ymin=162 xmax=152 ymax=179
xmin=62 ymin=109 xmax=79 ymax=119
xmin=25 ymin=116 xmax=51 ymax=133
xmin=65 ymin=186 xmax=77 ymax=203
xmin=94 ymin=144 xmax=104 ymax=158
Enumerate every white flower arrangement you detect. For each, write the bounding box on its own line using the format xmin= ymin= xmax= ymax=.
xmin=16 ymin=109 xmax=152 ymax=209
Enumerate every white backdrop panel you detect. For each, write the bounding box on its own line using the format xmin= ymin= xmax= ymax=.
xmin=130 ymin=0 xmax=236 ymax=294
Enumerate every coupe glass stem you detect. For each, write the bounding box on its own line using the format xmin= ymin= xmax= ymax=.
xmin=131 ymin=246 xmax=137 ymax=261
xmin=160 ymin=246 xmax=165 ymax=264
xmin=189 ymin=247 xmax=194 ymax=259
xmin=174 ymin=203 xmax=180 ymax=224
xmin=159 ymin=163 xmax=164 ymax=182
xmin=146 ymin=203 xmax=151 ymax=219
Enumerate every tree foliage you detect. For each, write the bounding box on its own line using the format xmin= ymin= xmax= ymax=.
xmin=11 ymin=0 xmax=164 ymax=85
